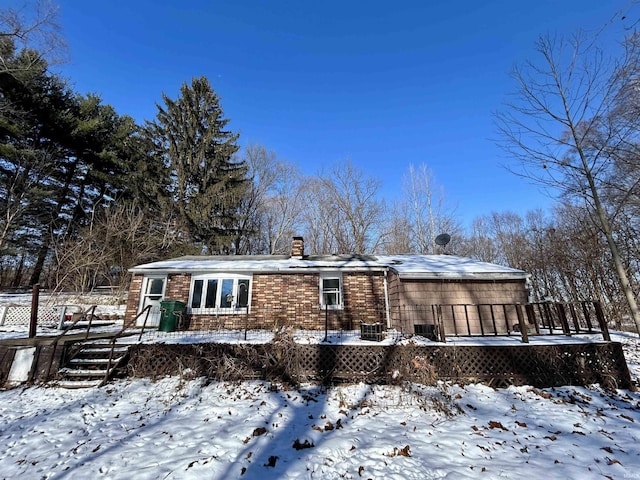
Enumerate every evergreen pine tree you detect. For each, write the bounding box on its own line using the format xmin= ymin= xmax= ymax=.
xmin=0 ymin=38 xmax=139 ymax=285
xmin=148 ymin=76 xmax=248 ymax=253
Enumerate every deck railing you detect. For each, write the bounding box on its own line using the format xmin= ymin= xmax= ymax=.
xmin=127 ymin=300 xmax=611 ymax=344
xmin=397 ymin=301 xmax=609 ymax=343
xmin=526 ymin=301 xmax=609 ymax=338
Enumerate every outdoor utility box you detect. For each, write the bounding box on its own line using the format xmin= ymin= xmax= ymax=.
xmin=159 ymin=300 xmax=186 ymax=332
xmin=360 ymin=322 xmax=383 ymax=342
xmin=414 ymin=324 xmax=437 ymax=341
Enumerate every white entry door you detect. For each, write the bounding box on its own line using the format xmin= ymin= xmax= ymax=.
xmin=137 ymin=276 xmax=166 ymax=327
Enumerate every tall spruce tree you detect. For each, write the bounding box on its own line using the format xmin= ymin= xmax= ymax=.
xmin=148 ymin=76 xmax=248 ymax=253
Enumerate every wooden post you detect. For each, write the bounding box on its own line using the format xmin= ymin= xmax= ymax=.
xmin=555 ymin=303 xmax=571 ymax=335
xmin=29 ymin=283 xmax=39 ymax=338
xmin=516 ymin=304 xmax=529 ymax=343
xmin=582 ymin=301 xmax=594 ymax=331
xmin=477 ymin=304 xmax=485 ymax=336
xmin=593 ymin=301 xmax=611 ymax=342
xmin=569 ymin=303 xmax=580 ymax=333
xmin=436 ymin=305 xmax=446 ymax=342
xmin=464 ymin=304 xmax=471 ymax=335
xmin=489 ymin=304 xmax=498 ymax=335
xmin=449 ymin=305 xmax=457 ymax=336
xmin=525 ymin=304 xmax=540 ymax=335
xmin=503 ymin=304 xmax=511 ymax=336
xmin=543 ymin=303 xmax=555 ymax=334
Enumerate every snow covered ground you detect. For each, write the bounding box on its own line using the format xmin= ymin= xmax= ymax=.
xmin=0 ymin=361 xmax=638 ymax=479
xmin=0 ymin=293 xmax=639 ymax=478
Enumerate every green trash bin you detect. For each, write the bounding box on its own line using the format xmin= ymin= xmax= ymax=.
xmin=159 ymin=300 xmax=187 ymax=332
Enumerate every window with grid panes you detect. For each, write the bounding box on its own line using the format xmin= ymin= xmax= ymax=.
xmin=320 ymin=273 xmax=342 ymax=309
xmin=189 ymin=275 xmax=251 ymax=313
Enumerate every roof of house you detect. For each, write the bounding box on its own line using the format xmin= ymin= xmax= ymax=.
xmin=129 ymin=254 xmax=528 ymax=281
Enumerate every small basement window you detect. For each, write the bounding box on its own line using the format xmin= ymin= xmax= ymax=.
xmin=320 ymin=273 xmax=343 ymax=309
xmin=189 ymin=275 xmax=251 ymax=313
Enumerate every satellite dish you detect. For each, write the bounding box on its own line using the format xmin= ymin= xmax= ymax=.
xmin=435 ymin=233 xmax=451 ymax=247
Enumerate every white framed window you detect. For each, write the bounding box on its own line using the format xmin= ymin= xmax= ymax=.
xmin=189 ymin=274 xmax=251 ymax=313
xmin=320 ymin=273 xmax=343 ymax=309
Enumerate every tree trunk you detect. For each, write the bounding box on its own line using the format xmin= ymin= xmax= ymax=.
xmin=10 ymin=253 xmax=25 ymax=287
xmin=578 ymin=140 xmax=640 ymax=333
xmin=29 ymin=235 xmax=50 ymax=286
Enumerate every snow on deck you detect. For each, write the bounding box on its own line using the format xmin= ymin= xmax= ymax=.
xmin=1 ymin=323 xmax=609 ymax=347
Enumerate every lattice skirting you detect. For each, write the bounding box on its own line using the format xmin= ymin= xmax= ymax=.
xmin=127 ymin=342 xmax=632 ymax=389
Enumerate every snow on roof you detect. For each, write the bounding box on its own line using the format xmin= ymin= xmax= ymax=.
xmin=129 ymin=254 xmax=527 ymax=280
xmin=378 ymin=255 xmax=528 ymax=279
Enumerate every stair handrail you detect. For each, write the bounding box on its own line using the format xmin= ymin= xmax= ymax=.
xmin=83 ymin=305 xmax=98 ymax=340
xmin=45 ymin=305 xmax=99 ymax=379
xmin=99 ymin=305 xmax=152 ymax=387
xmin=137 ymin=305 xmax=154 ymax=341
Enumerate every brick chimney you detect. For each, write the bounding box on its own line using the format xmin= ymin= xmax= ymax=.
xmin=292 ymin=236 xmax=304 ymax=258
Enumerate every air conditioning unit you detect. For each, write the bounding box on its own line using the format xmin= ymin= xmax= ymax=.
xmin=360 ymin=322 xmax=383 ymax=342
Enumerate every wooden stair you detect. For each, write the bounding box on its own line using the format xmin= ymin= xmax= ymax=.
xmin=56 ymin=342 xmax=130 ymax=388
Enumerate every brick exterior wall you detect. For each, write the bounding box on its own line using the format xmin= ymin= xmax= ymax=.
xmin=125 ymin=271 xmax=387 ymax=330
xmin=187 ymin=271 xmax=387 ymax=330
xmin=124 ymin=273 xmax=191 ymax=327
xmin=166 ymin=273 xmax=191 ymax=300
xmin=124 ymin=268 xmax=527 ymax=334
xmin=124 ymin=274 xmax=144 ymax=323
xmin=292 ymin=237 xmax=304 ymax=257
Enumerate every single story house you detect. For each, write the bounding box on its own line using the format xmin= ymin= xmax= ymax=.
xmin=125 ymin=237 xmax=530 ymax=335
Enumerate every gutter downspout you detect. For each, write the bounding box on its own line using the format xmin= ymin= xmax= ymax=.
xmin=383 ymin=268 xmax=391 ymax=329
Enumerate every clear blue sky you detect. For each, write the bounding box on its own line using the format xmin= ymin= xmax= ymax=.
xmin=19 ymin=0 xmax=635 ymax=228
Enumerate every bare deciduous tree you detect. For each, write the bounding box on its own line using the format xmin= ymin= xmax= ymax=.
xmin=0 ymin=0 xmax=67 ymax=73
xmin=301 ymin=177 xmax=338 ymax=255
xmin=234 ymin=145 xmax=303 ymax=254
xmin=458 ymin=216 xmax=502 ymax=264
xmin=302 ymin=162 xmax=385 ymax=255
xmin=52 ymin=203 xmax=194 ymax=295
xmin=383 ymin=163 xmax=460 ymax=254
xmin=496 ymin=22 xmax=640 ymax=333
xmin=380 ymin=203 xmax=413 ymax=254
xmin=262 ymin=173 xmax=304 ymax=255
